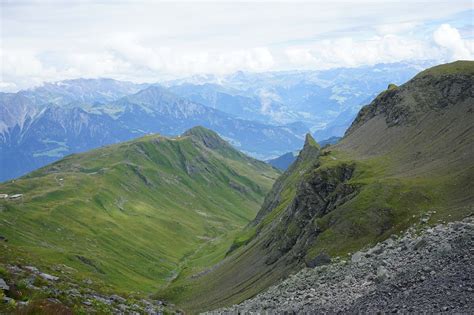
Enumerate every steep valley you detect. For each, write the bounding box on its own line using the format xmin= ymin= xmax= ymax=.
xmin=0 ymin=127 xmax=279 ymax=313
xmin=158 ymin=61 xmax=474 ymax=313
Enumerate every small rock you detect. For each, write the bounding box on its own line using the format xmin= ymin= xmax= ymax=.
xmin=68 ymin=288 xmax=80 ymax=296
xmin=437 ymin=242 xmax=452 ymax=256
xmin=110 ymin=294 xmax=126 ymax=303
xmin=83 ymin=278 xmax=93 ymax=285
xmin=141 ymin=299 xmax=152 ymax=306
xmin=413 ymin=238 xmax=427 ymax=250
xmin=0 ymin=278 xmax=9 ymax=291
xmin=40 ymin=273 xmax=59 ymax=281
xmin=376 ymin=266 xmax=390 ymax=283
xmin=118 ymin=304 xmax=128 ymax=311
xmin=24 ymin=266 xmax=39 ymax=273
xmin=145 ymin=306 xmax=159 ymax=314
xmin=370 ymin=244 xmax=384 ymax=255
xmin=351 ymin=251 xmax=363 ymax=263
xmin=93 ymin=295 xmax=112 ymax=305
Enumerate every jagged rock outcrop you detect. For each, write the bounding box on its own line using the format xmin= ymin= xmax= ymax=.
xmin=246 ymin=134 xmax=358 ymax=269
xmin=252 ymin=133 xmax=321 ymax=226
xmin=263 ymin=162 xmax=357 ymax=265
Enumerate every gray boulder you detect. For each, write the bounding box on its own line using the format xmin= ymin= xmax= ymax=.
xmin=40 ymin=273 xmax=59 ymax=281
xmin=0 ymin=278 xmax=9 ymax=291
xmin=306 ymin=253 xmax=331 ymax=268
xmin=24 ymin=266 xmax=39 ymax=273
xmin=110 ymin=294 xmax=127 ymax=303
xmin=351 ymin=251 xmax=363 ymax=263
xmin=376 ymin=266 xmax=390 ymax=283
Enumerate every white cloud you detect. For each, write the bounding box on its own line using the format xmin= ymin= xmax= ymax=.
xmin=106 ymin=33 xmax=275 ymax=75
xmin=375 ymin=22 xmax=419 ymax=35
xmin=258 ymin=89 xmax=281 ymax=114
xmin=286 ymin=35 xmax=436 ymax=69
xmin=0 ymin=2 xmax=473 ymax=91
xmin=286 ymin=48 xmax=317 ymax=66
xmin=1 ymin=50 xmax=45 ymax=77
xmin=285 ymin=24 xmax=474 ymax=70
xmin=433 ymin=24 xmax=474 ymax=60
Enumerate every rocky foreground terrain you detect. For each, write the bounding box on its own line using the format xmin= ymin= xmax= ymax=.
xmin=213 ymin=215 xmax=474 ymax=314
xmin=0 ymin=263 xmax=172 ymax=314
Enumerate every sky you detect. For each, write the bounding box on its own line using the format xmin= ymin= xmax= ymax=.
xmin=0 ymin=0 xmax=473 ymax=91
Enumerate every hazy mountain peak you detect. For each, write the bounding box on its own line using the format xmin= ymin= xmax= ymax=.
xmin=127 ymin=85 xmax=176 ymax=102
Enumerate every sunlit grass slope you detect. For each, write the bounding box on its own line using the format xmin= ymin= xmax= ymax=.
xmin=0 ymin=126 xmax=279 ymax=295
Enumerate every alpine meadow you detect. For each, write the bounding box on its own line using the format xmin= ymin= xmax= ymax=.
xmin=1 ymin=1 xmax=473 ymax=314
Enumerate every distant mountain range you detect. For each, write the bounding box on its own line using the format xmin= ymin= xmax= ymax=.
xmin=266 ymin=152 xmax=298 ymax=171
xmin=164 ymin=61 xmax=433 ymax=135
xmin=0 ymin=82 xmax=305 ymax=181
xmin=0 ymin=61 xmax=433 ymax=181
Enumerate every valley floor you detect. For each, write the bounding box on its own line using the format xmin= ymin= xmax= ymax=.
xmin=212 ymin=215 xmax=474 ymax=314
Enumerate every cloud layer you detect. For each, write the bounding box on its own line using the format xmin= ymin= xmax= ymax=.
xmin=0 ymin=1 xmax=473 ymax=91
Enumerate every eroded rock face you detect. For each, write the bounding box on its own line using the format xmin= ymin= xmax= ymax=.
xmin=252 ymin=134 xmax=321 ymax=226
xmin=346 ymin=72 xmax=474 ymax=135
xmin=263 ymin=163 xmax=358 ymax=266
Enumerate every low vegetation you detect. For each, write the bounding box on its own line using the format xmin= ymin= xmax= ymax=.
xmin=0 ymin=127 xmax=279 ymax=311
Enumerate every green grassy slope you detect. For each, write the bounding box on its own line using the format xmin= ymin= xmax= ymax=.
xmin=414 ymin=60 xmax=474 ymax=77
xmin=157 ymin=134 xmax=321 ymax=309
xmin=165 ymin=61 xmax=474 ymax=313
xmin=0 ymin=127 xmax=279 ymax=297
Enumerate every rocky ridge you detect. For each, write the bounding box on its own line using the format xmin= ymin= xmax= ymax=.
xmin=213 ymin=215 xmax=474 ymax=313
xmin=345 ymin=61 xmax=474 ymax=136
